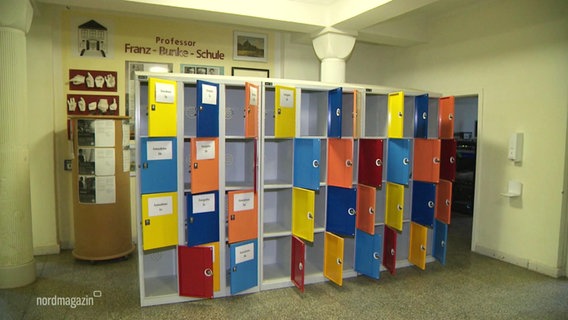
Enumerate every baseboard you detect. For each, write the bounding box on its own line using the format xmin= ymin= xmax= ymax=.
xmin=474 ymin=244 xmax=563 ymax=278
xmin=33 ymin=244 xmax=61 ymax=256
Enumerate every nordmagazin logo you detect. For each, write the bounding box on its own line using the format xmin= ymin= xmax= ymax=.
xmin=36 ymin=291 xmax=102 ymax=308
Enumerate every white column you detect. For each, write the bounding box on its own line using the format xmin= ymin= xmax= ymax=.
xmin=312 ymin=28 xmax=357 ymax=83
xmin=0 ymin=0 xmax=35 ymax=288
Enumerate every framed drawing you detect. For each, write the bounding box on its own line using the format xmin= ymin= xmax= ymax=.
xmin=181 ymin=64 xmax=225 ymax=75
xmin=231 ymin=67 xmax=270 ymax=78
xmin=233 ymin=31 xmax=267 ymax=62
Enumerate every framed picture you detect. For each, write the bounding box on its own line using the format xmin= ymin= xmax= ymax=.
xmin=181 ymin=64 xmax=224 ymax=75
xmin=232 ymin=67 xmax=270 ymax=78
xmin=233 ymin=31 xmax=267 ymax=62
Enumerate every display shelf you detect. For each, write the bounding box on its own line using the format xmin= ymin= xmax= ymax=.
xmin=225 ymin=139 xmax=255 ymax=189
xmin=403 ymin=95 xmax=416 ymax=138
xmin=341 ymin=90 xmax=355 ymax=137
xmin=138 ymin=82 xmax=149 ymax=135
xmin=299 ymin=89 xmax=328 ymax=137
xmin=262 ymin=236 xmax=291 ymax=284
xmin=263 ymin=139 xmax=293 ymax=185
xmin=183 ymin=83 xmax=197 ymax=137
xmin=263 ymin=188 xmax=292 ymax=236
xmin=374 ymin=183 xmax=386 ymax=225
xmin=141 ymin=247 xmax=178 ymax=298
xmin=304 ymin=232 xmax=325 ymax=277
xmin=263 ymin=87 xmax=276 ymax=137
xmin=313 ymin=187 xmax=327 ymax=231
xmin=363 ymin=93 xmax=388 ymax=138
xmin=225 ymin=85 xmax=246 ymax=137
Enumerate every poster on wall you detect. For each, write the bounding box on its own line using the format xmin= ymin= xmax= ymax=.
xmin=181 ymin=64 xmax=224 ymax=75
xmin=67 ymin=94 xmax=119 ymax=116
xmin=77 ymin=119 xmax=115 ymax=147
xmin=233 ymin=31 xmax=267 ymax=62
xmin=69 ymin=69 xmax=117 ymax=92
xmin=71 ymin=19 xmax=114 ymax=58
xmin=78 ymin=175 xmax=116 ymax=204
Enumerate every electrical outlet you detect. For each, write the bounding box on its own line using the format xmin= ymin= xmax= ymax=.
xmin=64 ymin=159 xmax=73 ymax=171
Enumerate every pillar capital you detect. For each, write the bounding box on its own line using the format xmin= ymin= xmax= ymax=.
xmin=311 ymin=28 xmax=357 ymax=83
xmin=0 ymin=0 xmax=33 ymax=33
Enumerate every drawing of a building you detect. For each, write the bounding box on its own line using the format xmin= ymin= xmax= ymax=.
xmin=78 ymin=19 xmax=108 ymax=57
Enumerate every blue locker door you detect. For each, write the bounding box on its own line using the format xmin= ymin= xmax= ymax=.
xmin=328 ymin=88 xmax=343 ymax=138
xmin=230 ymin=239 xmax=258 ymax=294
xmin=293 ymin=138 xmax=321 ymax=191
xmin=187 ymin=191 xmax=220 ymax=246
xmin=140 ymin=137 xmax=177 ymax=194
xmin=386 ymin=138 xmax=411 ymax=185
xmin=354 ymin=229 xmax=382 ymax=279
xmin=326 ymin=186 xmax=357 ymax=236
xmin=196 ymin=80 xmax=219 ymax=137
xmin=433 ymin=219 xmax=448 ymax=265
xmin=414 ymin=94 xmax=429 ymax=138
xmin=411 ymin=181 xmax=436 ymax=228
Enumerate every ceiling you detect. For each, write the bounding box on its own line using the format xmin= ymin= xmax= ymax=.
xmin=35 ymin=0 xmax=479 ymax=47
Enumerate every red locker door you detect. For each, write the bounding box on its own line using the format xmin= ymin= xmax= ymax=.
xmin=358 ymin=139 xmax=384 ymax=188
xmin=291 ymin=236 xmax=306 ymax=293
xmin=178 ymin=246 xmax=213 ymax=298
xmin=356 ymin=184 xmax=376 ymax=235
xmin=328 ymin=138 xmax=354 ymax=188
xmin=383 ymin=225 xmax=397 ymax=275
xmin=440 ymin=139 xmax=457 ymax=181
xmin=413 ymin=138 xmax=441 ymax=183
xmin=435 ymin=179 xmax=453 ymax=224
xmin=439 ymin=97 xmax=455 ymax=139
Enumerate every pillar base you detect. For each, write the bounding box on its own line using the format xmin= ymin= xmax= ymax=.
xmin=0 ymin=259 xmax=36 ymax=288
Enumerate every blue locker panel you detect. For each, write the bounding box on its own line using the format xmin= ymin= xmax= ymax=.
xmin=196 ymin=80 xmax=219 ymax=137
xmin=386 ymin=138 xmax=411 ymax=185
xmin=354 ymin=229 xmax=382 ymax=279
xmin=411 ymin=181 xmax=436 ymax=228
xmin=230 ymin=239 xmax=258 ymax=294
xmin=328 ymin=87 xmax=343 ymax=138
xmin=140 ymin=137 xmax=177 ymax=194
xmin=187 ymin=191 xmax=219 ymax=246
xmin=414 ymin=94 xmax=429 ymax=138
xmin=326 ymin=186 xmax=357 ymax=236
xmin=433 ymin=219 xmax=448 ymax=265
xmin=293 ymin=138 xmax=321 ymax=191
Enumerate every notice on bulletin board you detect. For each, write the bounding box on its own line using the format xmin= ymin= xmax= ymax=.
xmin=78 ymin=175 xmax=116 ymax=204
xmin=78 ymin=148 xmax=115 ymax=176
xmin=94 ymin=120 xmax=115 ymax=147
xmin=235 ymin=242 xmax=254 ymax=264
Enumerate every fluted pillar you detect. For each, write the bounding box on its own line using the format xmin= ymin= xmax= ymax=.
xmin=0 ymin=0 xmax=35 ymax=288
xmin=312 ymin=28 xmax=357 ymax=83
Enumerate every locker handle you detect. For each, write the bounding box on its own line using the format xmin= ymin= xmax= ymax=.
xmin=403 ymin=158 xmax=409 ymax=165
xmin=348 ymin=208 xmax=356 ymax=216
xmin=449 ymin=113 xmax=453 ymax=120
xmin=144 ymin=219 xmax=150 ymax=226
xmin=336 ymin=258 xmax=342 ymax=265
xmin=433 ymin=158 xmax=441 ymax=164
xmin=336 ymin=108 xmax=341 ymax=117
xmin=189 ymin=217 xmax=194 ymax=224
xmin=390 ymin=248 xmax=395 ymax=256
xmin=398 ymin=111 xmax=403 ymax=118
xmin=375 ymin=159 xmax=382 ymax=167
xmin=143 ymin=162 xmax=148 ymax=169
xmin=230 ymin=214 xmax=236 ymax=221
xmin=204 ymin=268 xmax=213 ymax=277
xmin=199 ymin=105 xmax=203 ymax=111
xmin=422 ymin=112 xmax=427 ymax=120
xmin=313 ymin=160 xmax=319 ymax=168
xmin=445 ymin=199 xmax=451 ymax=206
xmin=441 ymin=240 xmax=446 ymax=247
xmin=397 ymin=204 xmax=403 ymax=211
xmin=369 ymin=207 xmax=374 ymax=215
xmin=277 ymin=108 xmax=282 ymax=115
xmin=428 ymin=201 xmax=435 ymax=209
xmin=298 ymin=262 xmax=303 ymax=271
xmin=450 ymin=156 xmax=455 ymax=164
xmin=232 ymin=266 xmax=237 ymax=272
xmin=345 ymin=160 xmax=353 ymax=167
xmin=307 ymin=212 xmax=313 ymax=220
xmin=151 ymin=104 xmax=156 ymax=111
xmin=194 ymin=162 xmax=198 ymax=169
xmin=420 ymin=245 xmax=426 ymax=251
xmin=373 ymin=252 xmax=381 ymax=260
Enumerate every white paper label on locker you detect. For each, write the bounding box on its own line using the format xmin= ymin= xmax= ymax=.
xmin=148 ymin=195 xmax=173 ymax=217
xmin=196 ymin=140 xmax=215 ymax=160
xmin=201 ymin=84 xmax=218 ymax=105
xmin=249 ymin=86 xmax=258 ymax=106
xmin=235 ymin=242 xmax=254 ymax=264
xmin=155 ymin=82 xmax=175 ymax=103
xmin=193 ymin=193 xmax=215 ymax=214
xmin=147 ymin=141 xmax=173 ymax=160
xmin=279 ymin=89 xmax=294 ymax=108
xmin=233 ymin=192 xmax=254 ymax=212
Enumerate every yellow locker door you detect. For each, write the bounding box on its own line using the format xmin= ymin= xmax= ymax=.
xmin=148 ymin=78 xmax=177 ymax=137
xmin=292 ymin=187 xmax=315 ymax=242
xmin=324 ymin=232 xmax=344 ymax=286
xmin=387 ymin=91 xmax=404 ymax=138
xmin=141 ymin=192 xmax=178 ymax=250
xmin=408 ymin=222 xmax=428 ymax=270
xmin=385 ymin=182 xmax=404 ymax=232
xmin=274 ymin=85 xmax=296 ymax=137
xmin=200 ymin=242 xmax=220 ymax=291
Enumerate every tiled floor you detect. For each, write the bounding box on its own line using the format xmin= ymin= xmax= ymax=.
xmin=1 ymin=213 xmax=567 ymax=319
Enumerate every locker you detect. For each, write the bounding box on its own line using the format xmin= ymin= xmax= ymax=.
xmin=203 ymin=242 xmax=220 ymax=292
xmin=326 ymin=186 xmax=357 ymax=237
xmin=186 ymin=191 xmax=219 ymax=246
xmin=292 ymin=187 xmax=315 ymax=242
xmin=230 ymin=239 xmax=258 ymax=294
xmin=328 ymin=138 xmax=354 ymax=188
xmin=414 ymin=94 xmax=429 ymax=138
xmin=387 ymin=91 xmax=404 ymax=138
xmin=440 ymin=139 xmax=457 ymax=181
xmin=323 ymin=232 xmax=344 ymax=286
xmin=433 ymin=219 xmax=448 ymax=265
xmin=227 ymin=190 xmax=257 ymax=244
xmin=386 ymin=138 xmax=411 ymax=186
xmin=293 ymin=138 xmax=321 ymax=191
xmin=140 ymin=137 xmax=177 ymax=194
xmin=382 ymin=225 xmax=397 ymax=275
xmin=408 ymin=222 xmax=428 ymax=270
xmin=358 ymin=139 xmax=384 ymax=188
xmin=148 ymin=78 xmax=177 ymax=137
xmin=141 ymin=192 xmax=178 ymax=250
xmin=411 ymin=181 xmax=437 ymax=228
xmin=190 ymin=138 xmax=219 ymax=194
xmin=438 ymin=96 xmax=455 ymax=139
xmin=354 ymin=229 xmax=382 ymax=279
xmin=196 ymin=80 xmax=219 ymax=137
xmin=291 ymin=236 xmax=306 ymax=292
xmin=178 ymin=246 xmax=213 ymax=298
xmin=356 ymin=184 xmax=376 ymax=235
xmin=274 ymin=85 xmax=296 ymax=138
xmin=385 ymin=182 xmax=404 ymax=232
xmin=245 ymin=82 xmax=259 ymax=138
xmin=435 ymin=179 xmax=453 ymax=224
xmin=352 ymin=90 xmax=362 ymax=139
xmin=328 ymin=87 xmax=343 ymax=138
xmin=413 ymin=138 xmax=441 ymax=183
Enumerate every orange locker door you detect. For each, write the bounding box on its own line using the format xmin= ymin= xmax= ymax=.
xmin=356 ymin=184 xmax=376 ymax=235
xmin=413 ymin=138 xmax=441 ymax=183
xmin=244 ymin=82 xmax=259 ymax=138
xmin=439 ymin=96 xmax=455 ymax=139
xmin=385 ymin=182 xmax=404 ymax=232
xmin=327 ymin=138 xmax=354 ymax=188
xmin=435 ymin=179 xmax=453 ymax=224
xmin=227 ymin=190 xmax=257 ymax=243
xmin=408 ymin=222 xmax=428 ymax=270
xmin=191 ymin=138 xmax=219 ymax=194
xmin=324 ymin=232 xmax=344 ymax=286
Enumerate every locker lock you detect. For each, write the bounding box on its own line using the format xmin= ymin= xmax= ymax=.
xmin=194 ymin=163 xmax=198 ymax=169
xmin=422 ymin=112 xmax=427 ymax=120
xmin=450 ymin=156 xmax=455 ymax=164
xmin=233 ymin=266 xmax=237 ymax=272
xmin=298 ymin=262 xmax=303 ymax=271
xmin=189 ymin=217 xmax=194 ymax=224
xmin=433 ymin=158 xmax=441 ymax=164
xmin=348 ymin=208 xmax=356 ymax=216
xmin=397 ymin=204 xmax=403 ymax=211
xmin=230 ymin=214 xmax=236 ymax=221
xmin=151 ymin=104 xmax=156 ymax=111
xmin=345 ymin=160 xmax=353 ymax=167
xmin=445 ymin=199 xmax=451 ymax=206
xmin=398 ymin=111 xmax=403 ymax=118
xmin=373 ymin=252 xmax=381 ymax=260
xmin=312 ymin=160 xmax=319 ymax=168
xmin=375 ymin=159 xmax=382 ymax=167
xmin=441 ymin=240 xmax=446 ymax=247
xmin=144 ymin=219 xmax=150 ymax=226
xmin=199 ymin=106 xmax=203 ymax=111
xmin=449 ymin=113 xmax=453 ymax=120
xmin=143 ymin=162 xmax=148 ymax=169
xmin=277 ymin=108 xmax=282 ymax=115
xmin=420 ymin=245 xmax=426 ymax=251
xmin=336 ymin=108 xmax=341 ymax=117
xmin=428 ymin=201 xmax=435 ymax=209
xmin=307 ymin=212 xmax=313 ymax=220
xmin=369 ymin=207 xmax=374 ymax=215
xmin=336 ymin=258 xmax=342 ymax=265
xmin=403 ymin=158 xmax=410 ymax=165
xmin=204 ymin=268 xmax=213 ymax=277
xmin=390 ymin=248 xmax=395 ymax=256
